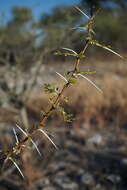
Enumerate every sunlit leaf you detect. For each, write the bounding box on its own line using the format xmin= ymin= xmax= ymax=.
xmin=55 ymin=49 xmax=77 ymax=57
xmin=80 ymin=70 xmax=96 ymax=75
xmin=68 ymin=77 xmax=77 ymax=84
xmin=44 ymin=83 xmax=56 ymax=94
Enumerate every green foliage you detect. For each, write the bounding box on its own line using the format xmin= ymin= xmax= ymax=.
xmin=37 ymin=1 xmax=127 ymax=52
xmin=44 ymin=83 xmax=57 ymax=94
xmin=95 ymin=10 xmax=127 ymax=50
xmin=58 ymin=106 xmax=75 ymax=122
xmin=40 ymin=6 xmax=81 ymax=26
xmin=82 ymin=0 xmax=127 ymax=10
xmin=0 ymin=0 xmax=126 ymax=69
xmin=38 ymin=6 xmax=83 ymax=50
xmin=68 ymin=77 xmax=78 ymax=85
xmin=11 ymin=6 xmax=33 ymax=25
xmin=0 ymin=6 xmax=38 ymax=69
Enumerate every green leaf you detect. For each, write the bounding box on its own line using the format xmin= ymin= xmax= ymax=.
xmin=54 ymin=50 xmax=77 ymax=57
xmin=58 ymin=106 xmax=75 ymax=122
xmin=63 ymin=96 xmax=69 ymax=103
xmin=80 ymin=70 xmax=96 ymax=75
xmin=77 ymin=52 xmax=86 ymax=59
xmin=44 ymin=83 xmax=56 ymax=94
xmin=64 ymin=113 xmax=75 ymax=122
xmin=68 ymin=77 xmax=77 ymax=84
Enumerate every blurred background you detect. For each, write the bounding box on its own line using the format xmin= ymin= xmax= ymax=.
xmin=0 ymin=0 xmax=127 ymax=190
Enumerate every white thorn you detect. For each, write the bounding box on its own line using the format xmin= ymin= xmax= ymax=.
xmin=30 ymin=139 xmax=42 ymax=156
xmin=16 ymin=124 xmax=41 ymax=156
xmin=13 ymin=128 xmax=19 ymax=143
xmin=75 ymin=6 xmax=90 ymax=19
xmin=78 ymin=74 xmax=103 ymax=93
xmin=9 ymin=157 xmax=24 ymax=178
xmin=56 ymin=72 xmax=68 ymax=82
xmin=62 ymin=47 xmax=77 ymax=55
xmin=38 ymin=129 xmax=58 ymax=150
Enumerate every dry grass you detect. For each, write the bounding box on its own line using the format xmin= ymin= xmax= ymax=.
xmin=1 ymin=59 xmax=126 ymax=129
xmin=65 ymin=74 xmax=127 ymax=128
xmin=25 ymin=58 xmax=127 ymax=129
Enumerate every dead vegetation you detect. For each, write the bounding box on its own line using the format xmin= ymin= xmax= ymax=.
xmin=24 ymin=58 xmax=127 ymax=130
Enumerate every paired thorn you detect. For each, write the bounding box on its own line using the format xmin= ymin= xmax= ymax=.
xmin=16 ymin=124 xmax=41 ymax=156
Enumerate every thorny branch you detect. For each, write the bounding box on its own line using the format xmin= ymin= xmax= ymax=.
xmin=0 ymin=7 xmax=123 ymax=178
